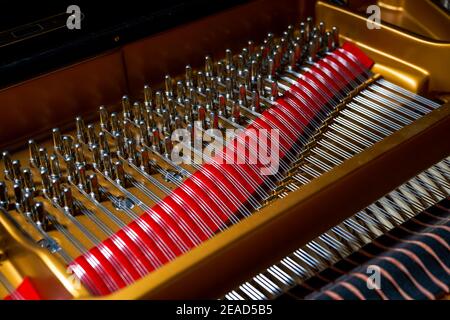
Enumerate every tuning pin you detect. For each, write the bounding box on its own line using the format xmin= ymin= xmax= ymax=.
xmin=197 ymin=71 xmax=206 ymax=93
xmin=152 ymin=128 xmax=161 ymax=153
xmin=225 ymin=49 xmax=233 ymax=69
xmin=113 ymin=161 xmax=126 ymax=187
xmin=225 ymin=77 xmax=234 ymax=100
xmin=324 ymin=31 xmax=333 ymax=53
xmin=101 ymin=152 xmax=113 ymax=177
xmin=218 ymin=94 xmax=228 ymax=117
xmin=40 ymin=167 xmax=52 ymax=197
xmin=98 ymin=131 xmax=109 ymax=154
xmin=74 ymin=143 xmax=86 ymax=166
xmin=332 ymin=26 xmax=340 ymax=49
xmin=99 ymin=106 xmax=110 ymax=132
xmin=12 ymin=160 xmax=22 ymax=183
xmin=65 ymin=156 xmax=78 ymax=184
xmin=293 ymin=42 xmax=302 ymax=62
xmin=205 ymin=55 xmax=214 ymax=78
xmin=231 ymin=102 xmax=241 ymax=124
xmin=239 ymin=85 xmax=247 ymax=107
xmin=122 ymin=95 xmax=132 ymax=120
xmin=305 ymin=16 xmax=314 ymax=36
xmin=77 ymin=165 xmax=88 ymax=191
xmin=143 ymin=84 xmax=153 ymax=108
xmin=308 ymin=39 xmax=318 ymax=63
xmin=126 ymin=139 xmax=138 ymax=165
xmin=34 ymin=202 xmax=50 ymax=231
xmin=163 ymin=135 xmax=173 ymax=158
xmin=110 ymin=112 xmax=121 ymax=135
xmin=62 ymin=187 xmax=76 ymax=215
xmin=174 ymin=116 xmax=183 ymax=130
xmin=185 ymin=65 xmax=194 ymax=88
xmin=115 ymin=132 xmax=127 ymax=159
xmin=176 ymin=80 xmax=185 ymax=104
xmin=165 ymin=75 xmax=174 ymax=98
xmin=132 ymin=102 xmax=142 ymax=125
xmin=88 ymin=174 xmax=101 ymax=201
xmin=139 ymin=148 xmax=152 ymax=174
xmin=271 ymin=80 xmax=279 ymax=101
xmin=251 ymin=90 xmax=261 ymax=113
xmin=318 ymin=21 xmax=326 ymax=38
xmin=49 ymin=154 xmax=61 ymax=179
xmin=143 ymin=108 xmax=156 ymax=129
xmin=75 ymin=116 xmax=87 ymax=143
xmin=167 ymin=98 xmax=176 ymax=117
xmin=139 ymin=121 xmax=150 ymax=146
xmin=2 ymin=151 xmax=14 ymax=180
xmin=51 ymin=177 xmax=62 ymax=204
xmin=87 ymin=124 xmax=98 ymax=147
xmin=267 ymin=58 xmax=275 ymax=81
xmin=287 ymin=49 xmax=296 ymax=70
xmin=26 ymin=140 xmax=40 ymax=169
xmin=23 ymin=192 xmax=34 ymax=214
xmin=155 ymin=91 xmax=163 ymax=114
xmin=38 ymin=148 xmax=49 ymax=172
xmin=13 ymin=182 xmax=23 ymax=210
xmin=51 ymin=128 xmax=63 ymax=153
xmin=0 ymin=182 xmax=9 ymax=209
xmin=216 ymin=61 xmax=225 ymax=82
xmin=184 ymin=99 xmax=193 ymax=122
xmin=62 ymin=136 xmax=73 ymax=158
xmin=91 ymin=144 xmax=103 ymax=171
xmin=162 ymin=109 xmax=171 ymax=135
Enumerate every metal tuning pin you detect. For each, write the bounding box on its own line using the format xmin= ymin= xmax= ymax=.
xmin=75 ymin=116 xmax=87 ymax=144
xmin=225 ymin=77 xmax=234 ymax=100
xmin=2 ymin=151 xmax=13 ymax=180
xmin=91 ymin=144 xmax=102 ymax=171
xmin=13 ymin=182 xmax=23 ymax=211
xmin=38 ymin=147 xmax=50 ymax=172
xmin=28 ymin=140 xmax=40 ymax=168
xmin=225 ymin=49 xmax=233 ymax=69
xmin=308 ymin=38 xmax=318 ymax=63
xmin=184 ymin=98 xmax=193 ymax=122
xmin=133 ymin=102 xmax=142 ymax=124
xmin=22 ymin=168 xmax=34 ymax=192
xmin=231 ymin=101 xmax=241 ymax=124
xmin=143 ymin=108 xmax=156 ymax=130
xmin=62 ymin=187 xmax=76 ymax=215
xmin=155 ymin=91 xmax=163 ymax=114
xmin=62 ymin=136 xmax=73 ymax=158
xmin=288 ymin=49 xmax=296 ymax=70
xmin=99 ymin=106 xmax=110 ymax=132
xmin=49 ymin=154 xmax=61 ymax=179
xmin=267 ymin=58 xmax=275 ymax=81
xmin=167 ymin=98 xmax=176 ymax=117
xmin=323 ymin=31 xmax=333 ymax=53
xmin=140 ymin=147 xmax=152 ymax=174
xmin=251 ymin=90 xmax=261 ymax=113
xmin=127 ymin=139 xmax=139 ymax=165
xmin=218 ymin=94 xmax=228 ymax=117
xmin=34 ymin=202 xmax=50 ymax=231
xmin=115 ymin=132 xmax=127 ymax=159
xmin=77 ymin=165 xmax=88 ymax=192
xmin=176 ymin=81 xmax=185 ymax=104
xmin=239 ymin=85 xmax=248 ymax=107
xmin=65 ymin=156 xmax=78 ymax=184
xmin=88 ymin=174 xmax=101 ymax=201
xmin=197 ymin=71 xmax=206 ymax=93
xmin=101 ymin=152 xmax=113 ymax=177
xmin=306 ymin=16 xmax=314 ymax=37
xmin=165 ymin=75 xmax=174 ymax=98
xmin=185 ymin=65 xmax=194 ymax=88
xmin=87 ymin=124 xmax=98 ymax=147
xmin=332 ymin=26 xmax=339 ymax=49
xmin=163 ymin=135 xmax=173 ymax=158
xmin=74 ymin=143 xmax=86 ymax=166
xmin=114 ymin=161 xmax=126 ymax=187
xmin=12 ymin=160 xmax=23 ymax=183
xmin=51 ymin=177 xmax=62 ymax=205
xmin=122 ymin=95 xmax=132 ymax=120
xmin=216 ymin=61 xmax=225 ymax=83
xmin=110 ymin=112 xmax=121 ymax=135
xmin=139 ymin=121 xmax=150 ymax=146
xmin=205 ymin=55 xmax=214 ymax=78
xmin=143 ymin=84 xmax=153 ymax=108
xmin=210 ymin=112 xmax=219 ymax=130
xmin=98 ymin=131 xmax=109 ymax=154
xmin=22 ymin=192 xmax=34 ymax=214
xmin=198 ymin=105 xmax=207 ymax=128
xmin=51 ymin=128 xmax=63 ymax=153
xmin=0 ymin=182 xmax=9 ymax=209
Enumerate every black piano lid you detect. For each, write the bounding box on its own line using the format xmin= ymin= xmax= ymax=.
xmin=0 ymin=0 xmax=248 ymax=89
